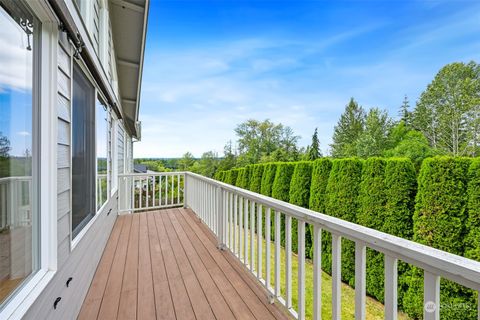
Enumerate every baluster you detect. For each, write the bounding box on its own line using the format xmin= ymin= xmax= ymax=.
xmin=257 ymin=204 xmax=262 ymax=280
xmin=355 ymin=242 xmax=366 ymax=320
xmin=229 ymin=193 xmax=233 ymax=251
xmin=159 ymin=176 xmax=162 ymax=207
xmin=250 ymin=200 xmax=255 ymax=272
xmin=244 ymin=198 xmax=249 ymax=265
xmin=266 ymin=207 xmax=271 ymax=291
xmin=152 ymin=175 xmax=156 ymax=207
xmin=177 ymin=174 xmax=180 ymax=204
xmin=239 ymin=197 xmax=243 ymax=259
xmin=165 ymin=174 xmax=169 ymax=206
xmin=275 ymin=210 xmax=281 ymax=298
xmin=286 ymin=215 xmax=292 ymax=309
xmin=171 ymin=175 xmax=174 ymax=205
xmin=234 ymin=194 xmax=238 ymax=256
xmin=146 ymin=176 xmax=149 ymax=208
xmin=298 ymin=220 xmax=306 ymax=320
xmin=423 ymin=271 xmax=440 ymax=320
xmin=332 ymin=234 xmax=342 ymax=320
xmin=139 ymin=177 xmax=143 ymax=209
xmin=313 ymin=225 xmax=322 ymax=320
xmin=384 ymin=255 xmax=398 ymax=320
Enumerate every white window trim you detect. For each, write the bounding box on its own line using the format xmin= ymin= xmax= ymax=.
xmin=0 ymin=2 xmax=58 ymax=319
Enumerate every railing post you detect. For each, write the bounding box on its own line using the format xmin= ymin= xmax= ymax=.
xmin=424 ymin=271 xmax=440 ymax=320
xmin=216 ymin=186 xmax=225 ymax=250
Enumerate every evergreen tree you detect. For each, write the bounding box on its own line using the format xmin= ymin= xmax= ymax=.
xmin=330 ymin=98 xmax=365 ymax=158
xmin=356 ymin=108 xmax=393 ymax=158
xmin=399 ymin=95 xmax=412 ymax=127
xmin=307 ymin=128 xmax=321 ymax=160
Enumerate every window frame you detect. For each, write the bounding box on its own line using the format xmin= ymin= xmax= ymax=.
xmin=95 ymin=93 xmax=110 ymax=213
xmin=0 ymin=1 xmax=58 ymax=319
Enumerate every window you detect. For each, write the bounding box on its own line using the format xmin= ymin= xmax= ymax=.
xmin=0 ymin=0 xmax=39 ymax=307
xmin=110 ymin=114 xmax=118 ymax=194
xmin=72 ymin=63 xmax=95 ymax=238
xmin=117 ymin=124 xmax=124 ymax=174
xmin=96 ymin=98 xmax=108 ymax=211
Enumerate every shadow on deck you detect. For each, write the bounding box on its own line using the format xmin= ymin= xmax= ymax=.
xmin=78 ymin=208 xmax=289 ymax=319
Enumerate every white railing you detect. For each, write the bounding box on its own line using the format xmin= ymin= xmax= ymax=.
xmin=0 ymin=176 xmax=32 ymax=230
xmin=118 ymin=172 xmax=184 ymax=213
xmin=183 ymin=171 xmax=480 ymax=320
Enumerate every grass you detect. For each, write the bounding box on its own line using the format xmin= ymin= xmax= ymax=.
xmin=229 ymin=220 xmax=410 ymax=320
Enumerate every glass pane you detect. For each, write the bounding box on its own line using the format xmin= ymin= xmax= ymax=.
xmin=0 ymin=0 xmax=38 ymax=307
xmin=72 ymin=64 xmax=95 ymax=237
xmin=96 ymin=99 xmax=108 ymax=210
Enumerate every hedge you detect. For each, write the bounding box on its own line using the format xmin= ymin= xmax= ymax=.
xmin=224 ymin=169 xmax=238 ymax=186
xmin=249 ymin=164 xmax=265 ymax=193
xmin=272 ymin=162 xmax=295 ymax=246
xmin=465 ymin=158 xmax=480 ymax=261
xmin=384 ymin=158 xmax=416 ymax=309
xmin=404 ymin=157 xmax=475 ymax=320
xmin=324 ymin=158 xmax=363 ymax=286
xmin=237 ymin=165 xmax=253 ymax=189
xmin=261 ymin=163 xmax=279 ymax=196
xmin=289 ymin=161 xmax=313 ymax=258
xmin=235 ymin=168 xmax=246 ymax=188
xmin=357 ymin=158 xmax=387 ymax=301
xmin=308 ymin=158 xmax=333 ymax=270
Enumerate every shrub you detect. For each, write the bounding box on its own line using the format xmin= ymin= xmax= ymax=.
xmin=224 ymin=169 xmax=238 ymax=186
xmin=466 ymin=158 xmax=480 ymax=261
xmin=384 ymin=158 xmax=416 ymax=309
xmin=261 ymin=163 xmax=278 ymax=196
xmin=289 ymin=161 xmax=313 ymax=257
xmin=235 ymin=168 xmax=246 ymax=187
xmin=324 ymin=158 xmax=363 ymax=286
xmin=308 ymin=158 xmax=333 ymax=266
xmin=250 ymin=164 xmax=265 ymax=193
xmin=237 ymin=165 xmax=253 ymax=189
xmin=358 ymin=158 xmax=387 ymax=302
xmin=272 ymin=163 xmax=295 ymax=202
xmin=272 ymin=162 xmax=295 ymax=246
xmin=404 ymin=157 xmax=474 ymax=319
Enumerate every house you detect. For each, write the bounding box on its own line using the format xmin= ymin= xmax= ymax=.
xmin=2 ymin=1 xmax=480 ymax=320
xmin=0 ymin=0 xmax=147 ymax=319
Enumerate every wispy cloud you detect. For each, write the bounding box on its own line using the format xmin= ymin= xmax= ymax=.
xmin=136 ymin=1 xmax=480 ymax=158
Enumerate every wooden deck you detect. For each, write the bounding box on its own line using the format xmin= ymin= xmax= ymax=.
xmin=78 ymin=208 xmax=289 ymax=320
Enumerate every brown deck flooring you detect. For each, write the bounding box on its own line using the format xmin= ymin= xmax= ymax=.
xmin=78 ymin=208 xmax=289 ymax=320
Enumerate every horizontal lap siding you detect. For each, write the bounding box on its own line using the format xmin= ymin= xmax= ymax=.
xmin=24 ymin=34 xmax=118 ymax=320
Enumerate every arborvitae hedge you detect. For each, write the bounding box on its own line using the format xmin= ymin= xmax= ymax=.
xmin=272 ymin=163 xmax=295 ymax=202
xmin=384 ymin=158 xmax=416 ymax=309
xmin=466 ymin=158 xmax=480 ymax=261
xmin=235 ymin=168 xmax=246 ymax=188
xmin=237 ymin=165 xmax=252 ymax=189
xmin=261 ymin=163 xmax=278 ymax=196
xmin=289 ymin=162 xmax=313 ymax=258
xmin=224 ymin=169 xmax=238 ymax=186
xmin=272 ymin=162 xmax=295 ymax=246
xmin=308 ymin=158 xmax=333 ymax=269
xmin=249 ymin=164 xmax=265 ymax=193
xmin=404 ymin=157 xmax=475 ymax=320
xmin=358 ymin=158 xmax=387 ymax=302
xmin=324 ymin=158 xmax=363 ymax=286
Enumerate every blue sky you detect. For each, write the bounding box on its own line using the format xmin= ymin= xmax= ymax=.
xmin=136 ymin=0 xmax=480 ymax=158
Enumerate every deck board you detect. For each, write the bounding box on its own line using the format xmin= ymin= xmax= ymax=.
xmin=79 ymin=208 xmax=289 ymax=320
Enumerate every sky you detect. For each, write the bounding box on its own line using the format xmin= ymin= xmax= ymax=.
xmin=135 ymin=0 xmax=480 ymax=158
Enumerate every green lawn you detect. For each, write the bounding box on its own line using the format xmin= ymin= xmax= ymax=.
xmin=231 ymin=224 xmax=410 ymax=320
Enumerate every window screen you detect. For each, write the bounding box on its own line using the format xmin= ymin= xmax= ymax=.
xmin=72 ymin=63 xmax=95 ymax=238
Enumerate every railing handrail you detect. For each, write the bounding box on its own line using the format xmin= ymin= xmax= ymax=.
xmin=184 ymin=171 xmax=480 ymax=292
xmin=119 ymin=171 xmax=186 ymax=177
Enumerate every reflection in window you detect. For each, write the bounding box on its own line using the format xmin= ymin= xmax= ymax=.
xmin=0 ymin=0 xmax=38 ymax=307
xmin=96 ymin=99 xmax=108 ymax=210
